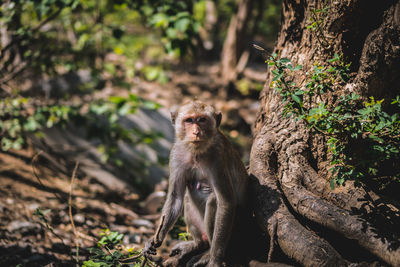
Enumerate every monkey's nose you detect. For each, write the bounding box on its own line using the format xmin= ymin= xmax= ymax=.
xmin=193 ymin=126 xmax=200 ymax=136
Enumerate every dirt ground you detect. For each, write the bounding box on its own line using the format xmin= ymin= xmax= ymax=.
xmin=0 ymin=62 xmax=263 ymax=266
xmin=0 ymin=146 xmax=171 ymax=266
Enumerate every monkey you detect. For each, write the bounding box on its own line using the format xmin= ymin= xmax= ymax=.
xmin=142 ymin=100 xmax=250 ymax=267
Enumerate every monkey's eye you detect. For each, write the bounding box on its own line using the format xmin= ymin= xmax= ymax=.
xmin=185 ymin=118 xmax=193 ymax=123
xmin=198 ymin=117 xmax=206 ymax=123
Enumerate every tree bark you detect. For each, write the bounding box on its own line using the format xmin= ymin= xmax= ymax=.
xmin=249 ymin=1 xmax=400 ymax=266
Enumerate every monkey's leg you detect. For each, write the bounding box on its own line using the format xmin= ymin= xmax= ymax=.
xmin=204 ymin=193 xmax=216 ymax=242
xmin=164 ymin=194 xmax=209 ymax=267
xmin=188 ymin=194 xmax=217 ymax=267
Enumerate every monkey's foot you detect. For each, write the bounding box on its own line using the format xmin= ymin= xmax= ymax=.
xmin=163 ymin=256 xmax=179 ymax=267
xmin=164 ymin=241 xmax=208 ymax=267
xmin=187 ymin=251 xmax=215 ymax=267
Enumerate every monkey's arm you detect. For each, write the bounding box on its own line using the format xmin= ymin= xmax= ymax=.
xmin=143 ymin=164 xmax=186 ymax=256
xmin=209 ymin=173 xmax=236 ymax=265
xmin=157 ymin=168 xmax=186 ymax=243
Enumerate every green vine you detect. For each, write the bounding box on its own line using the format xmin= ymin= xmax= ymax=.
xmin=306 ymin=6 xmax=331 ymax=48
xmin=267 ymin=53 xmax=400 ymax=189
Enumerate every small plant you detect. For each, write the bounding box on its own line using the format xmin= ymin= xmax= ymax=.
xmin=168 ymin=216 xmax=187 ymax=240
xmin=178 ymin=231 xmax=191 ymax=241
xmin=267 ymin=54 xmax=400 ymax=189
xmin=33 ymin=207 xmax=65 ymax=245
xmin=83 ymin=229 xmax=148 ymax=267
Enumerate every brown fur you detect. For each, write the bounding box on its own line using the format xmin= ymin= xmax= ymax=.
xmin=143 ymin=101 xmax=248 ymax=267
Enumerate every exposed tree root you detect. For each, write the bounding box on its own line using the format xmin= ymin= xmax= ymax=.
xmin=301 ymin=164 xmax=376 ymax=212
xmin=250 ymin=125 xmax=348 ymax=267
xmin=250 ymin=116 xmax=400 ymax=266
xmin=280 ymin=155 xmax=400 ymax=266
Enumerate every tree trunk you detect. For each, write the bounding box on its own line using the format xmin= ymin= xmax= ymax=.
xmin=221 ymin=0 xmax=254 ymax=83
xmin=249 ymin=1 xmax=400 ymax=266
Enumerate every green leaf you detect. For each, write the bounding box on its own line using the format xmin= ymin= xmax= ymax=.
xmin=294 ymin=64 xmax=302 ymax=70
xmin=109 ymin=96 xmax=126 ymax=104
xmin=166 ymin=28 xmax=178 ymax=39
xmin=142 ymin=101 xmax=160 ymax=110
xmin=175 ymin=18 xmax=190 ymax=32
xmin=374 ymin=120 xmax=386 ymax=131
xmin=271 ymin=69 xmax=279 ymax=76
xmin=272 ymin=73 xmax=283 ymax=81
xmin=144 ymin=67 xmax=160 ymax=81
xmin=330 ymin=179 xmax=335 ymax=190
xmin=82 ymin=260 xmax=103 ymax=267
xmin=149 ymin=13 xmax=169 ymax=28
xmin=294 ymin=90 xmax=304 ymax=95
xmin=23 ymin=117 xmax=40 ymax=131
xmin=89 ymin=247 xmax=105 ymax=256
xmin=291 ymin=94 xmax=302 ymax=104
xmin=357 ymin=108 xmax=370 ymax=115
xmin=280 ymin=58 xmax=290 ymax=63
xmin=118 ymin=103 xmax=130 ymax=116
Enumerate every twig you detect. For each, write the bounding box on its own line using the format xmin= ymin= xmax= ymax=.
xmin=105 ymin=245 xmax=113 ymax=255
xmin=119 ymin=253 xmax=144 ymax=262
xmin=31 ymin=150 xmax=64 ymax=202
xmin=34 ymin=207 xmax=66 ymax=246
xmin=69 ymin=161 xmax=80 ymax=266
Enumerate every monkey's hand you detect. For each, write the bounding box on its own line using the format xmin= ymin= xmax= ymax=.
xmin=142 ymin=237 xmax=161 ymax=257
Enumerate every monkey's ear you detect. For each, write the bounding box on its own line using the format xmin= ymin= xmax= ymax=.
xmin=215 ymin=111 xmax=222 ymax=127
xmin=170 ymin=106 xmax=179 ymax=125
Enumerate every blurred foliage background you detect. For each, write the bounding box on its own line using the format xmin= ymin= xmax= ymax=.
xmin=0 ymin=0 xmax=281 ymax=192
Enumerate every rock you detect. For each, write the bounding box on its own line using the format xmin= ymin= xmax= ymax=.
xmin=110 ymin=203 xmax=139 ymax=219
xmin=143 ymin=191 xmax=166 ymax=214
xmin=131 ymin=219 xmax=154 ymax=229
xmin=125 ymin=233 xmax=141 ymax=244
xmin=73 ymin=214 xmax=85 ymax=225
xmin=109 ymin=224 xmax=130 ymax=233
xmin=154 ymin=180 xmax=168 ymax=192
xmin=7 ymin=221 xmax=41 ymax=235
xmin=28 ymin=203 xmax=40 ymax=211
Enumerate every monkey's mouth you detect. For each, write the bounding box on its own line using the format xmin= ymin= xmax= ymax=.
xmin=189 ymin=136 xmax=204 ymax=142
xmin=189 ymin=138 xmax=205 ymax=144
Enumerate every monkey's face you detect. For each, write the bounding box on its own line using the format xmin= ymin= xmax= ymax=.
xmin=181 ymin=114 xmax=215 ymax=143
xmin=171 ymin=101 xmax=221 ymax=147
